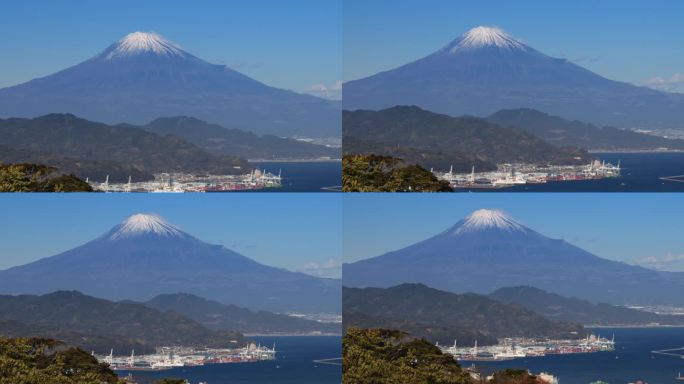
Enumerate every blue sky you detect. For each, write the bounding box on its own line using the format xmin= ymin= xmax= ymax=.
xmin=344 ymin=0 xmax=684 ymax=92
xmin=343 ymin=194 xmax=684 ymax=272
xmin=0 ymin=0 xmax=341 ymax=99
xmin=0 ymin=194 xmax=341 ymax=278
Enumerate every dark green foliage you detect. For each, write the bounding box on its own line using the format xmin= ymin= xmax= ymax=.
xmin=0 ymin=114 xmax=248 ymax=182
xmin=144 ymin=116 xmax=340 ymax=160
xmin=488 ymin=108 xmax=684 ymax=151
xmin=488 ymin=369 xmax=545 ymax=384
xmin=343 ymin=328 xmax=472 ymax=384
xmin=0 ymin=291 xmax=247 ymax=354
xmin=342 ymin=154 xmax=452 ymax=192
xmin=0 ymin=163 xmax=92 ymax=192
xmin=343 ymin=284 xmax=587 ymax=346
xmin=343 ymin=106 xmax=590 ymax=172
xmin=0 ymin=336 xmax=121 ymax=384
xmin=145 ymin=293 xmax=340 ymax=335
xmin=489 ymin=286 xmax=684 ymax=326
xmin=153 ymin=379 xmax=187 ymax=384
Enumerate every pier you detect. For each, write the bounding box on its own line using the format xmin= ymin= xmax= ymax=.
xmin=651 ymin=346 xmax=684 ymax=358
xmin=313 ymin=357 xmax=342 ymax=366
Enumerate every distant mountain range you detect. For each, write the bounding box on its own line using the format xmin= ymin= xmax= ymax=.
xmin=489 ymin=286 xmax=684 ymax=326
xmin=344 ymin=26 xmax=684 ymax=130
xmin=0 ymin=291 xmax=246 ymax=354
xmin=143 ymin=116 xmax=340 ymax=160
xmin=487 ymin=109 xmax=684 ymax=151
xmin=343 ymin=284 xmax=586 ymax=346
xmin=0 ymin=143 xmax=153 ymax=182
xmin=343 ymin=106 xmax=589 ymax=172
xmin=0 ymin=113 xmax=246 ymax=182
xmin=145 ymin=293 xmax=341 ymax=335
xmin=0 ymin=32 xmax=339 ymax=138
xmin=0 ymin=214 xmax=340 ymax=314
xmin=343 ymin=209 xmax=684 ymax=306
xmin=0 ymin=114 xmax=338 ymax=182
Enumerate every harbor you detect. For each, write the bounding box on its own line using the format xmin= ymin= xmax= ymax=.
xmin=88 ymin=169 xmax=283 ymax=192
xmin=97 ymin=342 xmax=276 ymax=371
xmin=438 ymin=334 xmax=616 ymax=362
xmin=433 ymin=160 xmax=621 ymax=189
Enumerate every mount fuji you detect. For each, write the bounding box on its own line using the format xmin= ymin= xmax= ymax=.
xmin=343 ymin=26 xmax=684 ymax=129
xmin=342 ymin=209 xmax=684 ymax=306
xmin=0 ymin=32 xmax=340 ymax=137
xmin=0 ymin=214 xmax=340 ymax=313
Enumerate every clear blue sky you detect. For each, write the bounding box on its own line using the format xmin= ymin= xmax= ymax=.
xmin=0 ymin=194 xmax=341 ymax=278
xmin=343 ymin=194 xmax=684 ymax=272
xmin=344 ymin=0 xmax=684 ymax=92
xmin=0 ymin=0 xmax=341 ymax=98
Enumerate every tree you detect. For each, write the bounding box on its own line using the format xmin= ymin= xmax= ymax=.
xmin=343 ymin=328 xmax=471 ymax=384
xmin=0 ymin=336 xmax=120 ymax=384
xmin=342 ymin=155 xmax=452 ymax=192
xmin=0 ymin=163 xmax=92 ymax=192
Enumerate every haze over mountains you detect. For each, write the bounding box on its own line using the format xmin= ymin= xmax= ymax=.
xmin=489 ymin=286 xmax=684 ymax=327
xmin=487 ymin=109 xmax=684 ymax=151
xmin=145 ymin=293 xmax=340 ymax=335
xmin=343 ymin=209 xmax=684 ymax=306
xmin=344 ymin=26 xmax=684 ymax=130
xmin=0 ymin=32 xmax=340 ymax=138
xmin=143 ymin=116 xmax=340 ymax=160
xmin=0 ymin=214 xmax=341 ymax=314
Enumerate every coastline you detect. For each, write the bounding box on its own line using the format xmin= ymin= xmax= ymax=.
xmin=246 ymin=332 xmax=342 ymax=337
xmin=589 ymin=149 xmax=684 ymax=154
xmin=248 ymin=158 xmax=341 ymax=163
xmin=586 ymin=324 xmax=684 ymax=328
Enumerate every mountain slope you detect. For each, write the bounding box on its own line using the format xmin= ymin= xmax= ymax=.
xmin=489 ymin=286 xmax=684 ymax=326
xmin=145 ymin=293 xmax=341 ymax=335
xmin=343 ymin=106 xmax=589 ymax=172
xmin=0 ymin=31 xmax=339 ymax=138
xmin=0 ymin=144 xmax=152 ymax=182
xmin=343 ymin=26 xmax=684 ymax=129
xmin=143 ymin=116 xmax=340 ymax=159
xmin=0 ymin=291 xmax=246 ymax=354
xmin=343 ymin=284 xmax=586 ymax=346
xmin=488 ymin=109 xmax=684 ymax=150
xmin=0 ymin=114 xmax=247 ymax=182
xmin=343 ymin=209 xmax=684 ymax=306
xmin=0 ymin=214 xmax=341 ymax=314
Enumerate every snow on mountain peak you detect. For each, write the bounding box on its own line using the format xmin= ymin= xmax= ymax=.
xmin=109 ymin=213 xmax=185 ymax=240
xmin=450 ymin=26 xmax=525 ymax=53
xmin=455 ymin=209 xmax=526 ymax=234
xmin=105 ymin=32 xmax=186 ymax=60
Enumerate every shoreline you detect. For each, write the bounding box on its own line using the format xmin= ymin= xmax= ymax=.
xmin=248 ymin=158 xmax=341 ymax=163
xmin=590 ymin=149 xmax=684 ymax=154
xmin=586 ymin=324 xmax=684 ymax=328
xmin=246 ymin=333 xmax=342 ymax=337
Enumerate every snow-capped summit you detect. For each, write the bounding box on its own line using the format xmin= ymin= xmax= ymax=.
xmin=343 ymin=25 xmax=684 ymax=129
xmin=104 ymin=32 xmax=187 ymax=60
xmin=343 ymin=206 xmax=684 ymax=308
xmin=0 ymin=213 xmax=340 ymax=313
xmin=0 ymin=30 xmax=339 ymax=137
xmin=108 ymin=213 xmax=185 ymax=240
xmin=448 ymin=26 xmax=526 ymax=53
xmin=454 ymin=209 xmax=526 ymax=234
